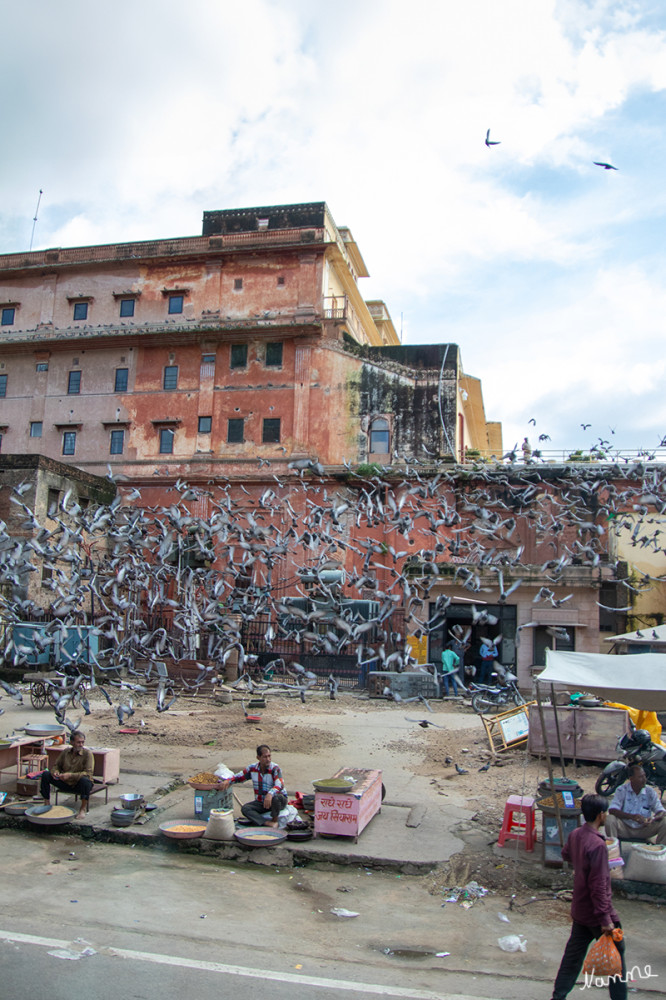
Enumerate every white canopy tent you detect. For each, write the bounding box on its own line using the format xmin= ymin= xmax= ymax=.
xmin=604 ymin=624 xmax=666 ymax=647
xmin=536 ymin=650 xmax=666 ymax=712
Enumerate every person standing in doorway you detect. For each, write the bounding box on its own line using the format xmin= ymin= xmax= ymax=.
xmin=440 ymin=647 xmax=461 ymax=697
xmin=478 ymin=635 xmax=500 ymax=685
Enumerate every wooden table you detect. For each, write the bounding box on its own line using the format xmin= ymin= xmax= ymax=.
xmin=0 ymin=737 xmax=48 ymax=791
xmin=314 ymin=768 xmax=382 ymax=841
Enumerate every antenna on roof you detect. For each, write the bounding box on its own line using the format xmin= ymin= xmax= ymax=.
xmin=400 ymin=311 xmax=403 ymax=343
xmin=29 ymin=189 xmax=43 ymax=252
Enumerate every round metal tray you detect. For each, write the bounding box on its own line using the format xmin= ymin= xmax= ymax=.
xmin=286 ymin=828 xmax=313 ymax=841
xmin=4 ymin=802 xmax=30 ymax=815
xmin=23 ymin=724 xmax=65 ymax=738
xmin=159 ymin=820 xmax=208 ymax=839
xmin=234 ymin=826 xmax=287 ymax=847
xmin=312 ymin=777 xmax=356 ymax=793
xmin=25 ymin=804 xmax=76 ymax=825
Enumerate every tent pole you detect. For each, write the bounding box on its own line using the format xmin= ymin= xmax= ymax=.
xmin=536 ymin=681 xmax=565 ymax=851
xmin=550 ymin=683 xmax=567 ymax=777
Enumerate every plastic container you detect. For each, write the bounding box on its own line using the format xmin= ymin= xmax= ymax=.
xmin=193 ymin=786 xmax=233 ymax=820
xmin=204 ymin=808 xmax=236 ymax=841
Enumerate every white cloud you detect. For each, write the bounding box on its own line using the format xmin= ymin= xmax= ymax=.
xmin=2 ymin=0 xmax=666 ymax=451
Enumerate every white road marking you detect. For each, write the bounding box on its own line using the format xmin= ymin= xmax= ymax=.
xmin=0 ymin=929 xmax=482 ymax=999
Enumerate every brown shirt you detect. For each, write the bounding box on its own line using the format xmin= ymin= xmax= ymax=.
xmin=54 ymin=746 xmax=95 ymax=785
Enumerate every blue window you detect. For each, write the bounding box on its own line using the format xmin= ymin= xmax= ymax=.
xmin=198 ymin=416 xmax=212 ymax=433
xmin=36 ymin=362 xmax=48 ymax=372
xmin=370 ymin=417 xmax=390 ymax=453
xmin=1 ymin=307 xmax=15 ymax=325
xmin=168 ymin=295 xmax=183 ymax=314
xmin=62 ymin=431 xmax=76 ymax=456
xmin=119 ymin=298 xmax=135 ymax=317
xmin=68 ymin=370 xmax=81 ymax=394
xmin=163 ymin=366 xmax=178 ymax=390
xmin=109 ymin=429 xmax=124 ymax=454
xmin=159 ymin=428 xmax=174 ymax=454
xmin=73 ymin=302 xmax=88 ymax=321
xmin=114 ymin=368 xmax=129 ymax=392
xmin=30 ymin=421 xmax=42 ymax=438
xmin=0 ymin=374 xmax=6 ymax=397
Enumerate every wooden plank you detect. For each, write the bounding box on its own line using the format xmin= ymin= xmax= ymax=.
xmin=529 ymin=706 xmax=629 ymax=762
xmin=574 ymin=708 xmax=629 ymax=760
xmin=528 ymin=707 xmax=575 ymax=757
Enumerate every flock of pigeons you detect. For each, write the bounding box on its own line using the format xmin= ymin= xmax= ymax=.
xmin=0 ymin=446 xmax=663 ymax=731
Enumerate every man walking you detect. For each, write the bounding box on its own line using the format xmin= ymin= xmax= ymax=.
xmin=551 ymin=793 xmax=626 ymax=1000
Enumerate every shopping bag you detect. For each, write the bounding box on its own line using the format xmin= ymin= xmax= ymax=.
xmin=582 ymin=929 xmax=623 ymax=978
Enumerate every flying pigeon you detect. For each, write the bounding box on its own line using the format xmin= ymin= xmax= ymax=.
xmin=593 ymin=161 xmax=618 ymax=170
xmin=485 ymin=129 xmax=501 ymax=147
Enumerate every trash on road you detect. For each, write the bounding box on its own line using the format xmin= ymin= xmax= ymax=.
xmin=498 ymin=934 xmax=527 ymax=952
xmin=330 ymin=907 xmax=360 ymax=918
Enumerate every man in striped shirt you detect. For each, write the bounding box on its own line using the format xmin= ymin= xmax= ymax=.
xmin=222 ymin=745 xmax=287 ymax=828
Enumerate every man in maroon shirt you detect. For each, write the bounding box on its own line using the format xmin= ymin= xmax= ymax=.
xmin=551 ymin=793 xmax=626 ymax=1000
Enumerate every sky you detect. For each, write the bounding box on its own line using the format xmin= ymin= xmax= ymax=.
xmin=2 ymin=0 xmax=666 ymax=458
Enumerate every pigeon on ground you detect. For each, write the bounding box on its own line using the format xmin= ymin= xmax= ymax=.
xmin=455 ymin=763 xmax=469 ymax=774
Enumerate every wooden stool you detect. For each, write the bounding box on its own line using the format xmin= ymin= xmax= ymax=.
xmin=54 ymin=782 xmax=110 ymax=810
xmin=498 ymin=794 xmax=536 ymax=851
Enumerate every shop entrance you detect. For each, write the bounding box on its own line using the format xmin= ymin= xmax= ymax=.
xmin=428 ymin=603 xmax=517 ymax=681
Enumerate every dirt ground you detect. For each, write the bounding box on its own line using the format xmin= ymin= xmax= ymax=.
xmin=3 ymin=684 xmax=607 ymax=895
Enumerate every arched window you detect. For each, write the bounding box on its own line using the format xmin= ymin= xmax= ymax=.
xmin=369 ymin=417 xmax=390 ymax=453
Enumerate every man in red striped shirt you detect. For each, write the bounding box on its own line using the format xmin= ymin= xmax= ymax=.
xmin=221 ymin=745 xmax=287 ymax=828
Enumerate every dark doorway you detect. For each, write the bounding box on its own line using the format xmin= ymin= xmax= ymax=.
xmin=428 ymin=602 xmax=517 ymax=679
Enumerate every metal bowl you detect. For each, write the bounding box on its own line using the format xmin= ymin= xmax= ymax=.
xmin=119 ymin=794 xmax=145 ymax=810
xmin=159 ymin=820 xmax=208 ymax=840
xmin=111 ymin=809 xmax=136 ymax=827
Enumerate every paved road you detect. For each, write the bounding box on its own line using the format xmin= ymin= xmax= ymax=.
xmin=0 ymin=831 xmax=660 ymax=1000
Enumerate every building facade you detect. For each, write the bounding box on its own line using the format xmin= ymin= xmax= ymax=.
xmin=0 ymin=202 xmax=499 ymax=478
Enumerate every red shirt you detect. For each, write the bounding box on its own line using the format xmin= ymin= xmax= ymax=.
xmin=562 ymin=823 xmax=618 ymax=928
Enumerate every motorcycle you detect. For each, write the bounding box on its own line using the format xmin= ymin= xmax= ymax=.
xmin=595 ymin=728 xmax=666 ymax=798
xmin=470 ymin=670 xmax=525 ymax=715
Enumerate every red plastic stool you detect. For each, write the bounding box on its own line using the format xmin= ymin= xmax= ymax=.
xmin=498 ymin=795 xmax=536 ymax=851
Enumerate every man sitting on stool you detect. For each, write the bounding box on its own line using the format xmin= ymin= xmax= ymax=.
xmin=221 ymin=744 xmax=287 ymax=828
xmin=604 ymin=764 xmax=666 ymax=844
xmin=40 ymin=731 xmax=94 ymax=820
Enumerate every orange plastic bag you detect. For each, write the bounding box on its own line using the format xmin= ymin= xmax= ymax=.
xmin=582 ymin=929 xmax=623 ymax=979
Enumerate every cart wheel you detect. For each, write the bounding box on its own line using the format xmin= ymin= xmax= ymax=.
xmin=46 ymin=684 xmax=60 ymax=708
xmin=30 ymin=681 xmax=48 ymax=710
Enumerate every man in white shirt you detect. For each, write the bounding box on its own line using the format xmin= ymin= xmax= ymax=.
xmin=604 ymin=764 xmax=666 ymax=844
